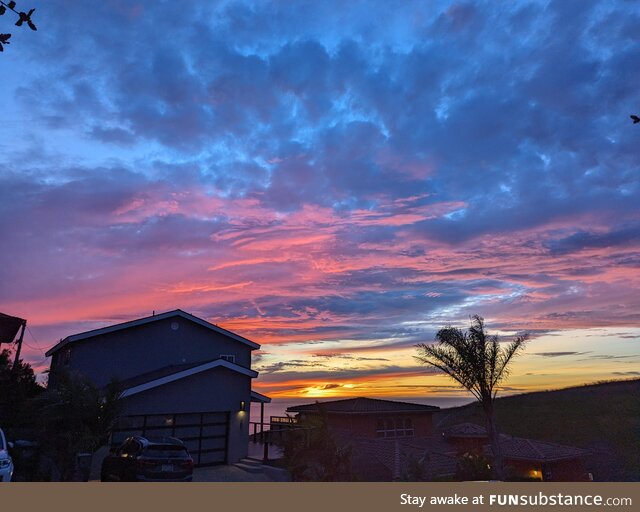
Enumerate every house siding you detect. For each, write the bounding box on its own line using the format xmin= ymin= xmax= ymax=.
xmin=54 ymin=316 xmax=252 ymax=388
xmin=300 ymin=411 xmax=434 ymax=439
xmin=119 ymin=366 xmax=251 ymax=463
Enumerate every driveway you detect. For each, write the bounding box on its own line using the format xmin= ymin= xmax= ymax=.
xmin=193 ymin=460 xmax=290 ymax=482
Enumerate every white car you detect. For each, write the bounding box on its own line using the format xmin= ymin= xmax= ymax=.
xmin=0 ymin=428 xmax=13 ymax=482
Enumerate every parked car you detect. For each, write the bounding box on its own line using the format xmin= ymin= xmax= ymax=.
xmin=0 ymin=428 xmax=14 ymax=482
xmin=101 ymin=436 xmax=193 ymax=482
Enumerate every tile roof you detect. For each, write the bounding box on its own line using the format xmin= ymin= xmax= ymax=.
xmin=494 ymin=437 xmax=589 ymax=462
xmin=348 ymin=437 xmax=459 ymax=480
xmin=327 ymin=423 xmax=588 ymax=481
xmin=440 ymin=423 xmax=588 ymax=462
xmin=442 ymin=422 xmax=488 ymax=438
xmin=286 ymin=397 xmax=439 ymax=414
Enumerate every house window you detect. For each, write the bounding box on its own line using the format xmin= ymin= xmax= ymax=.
xmin=404 ymin=417 xmax=414 ymax=437
xmin=220 ymin=354 xmax=235 ymax=363
xmin=376 ymin=417 xmax=415 ymax=438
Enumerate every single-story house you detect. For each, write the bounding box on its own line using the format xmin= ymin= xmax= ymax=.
xmin=46 ymin=309 xmax=270 ymax=465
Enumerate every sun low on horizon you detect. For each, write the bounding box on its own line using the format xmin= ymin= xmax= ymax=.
xmin=0 ymin=1 xmax=638 ymax=403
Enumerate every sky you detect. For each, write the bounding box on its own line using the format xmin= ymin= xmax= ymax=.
xmin=0 ymin=0 xmax=639 ymax=402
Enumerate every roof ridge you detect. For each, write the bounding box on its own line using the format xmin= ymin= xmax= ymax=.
xmin=45 ymin=309 xmax=259 ymax=356
xmin=525 ymin=437 xmax=546 ymax=459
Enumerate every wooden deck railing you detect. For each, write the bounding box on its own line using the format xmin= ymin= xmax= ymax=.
xmin=248 ymin=418 xmax=315 ymax=461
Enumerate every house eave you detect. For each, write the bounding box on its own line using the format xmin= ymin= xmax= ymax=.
xmin=45 ymin=309 xmax=260 ymax=357
xmin=119 ymin=358 xmax=258 ymax=399
xmin=287 ymin=409 xmax=439 ymax=415
xmin=251 ymin=390 xmax=272 ymax=403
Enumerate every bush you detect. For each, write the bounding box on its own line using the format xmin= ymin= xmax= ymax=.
xmin=281 ymin=407 xmax=352 ymax=481
xmin=455 ymin=452 xmax=492 ymax=481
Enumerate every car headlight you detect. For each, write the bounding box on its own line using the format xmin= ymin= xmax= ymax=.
xmin=0 ymin=458 xmax=11 ymax=469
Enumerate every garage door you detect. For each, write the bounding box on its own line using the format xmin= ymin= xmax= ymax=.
xmin=111 ymin=411 xmax=230 ymax=466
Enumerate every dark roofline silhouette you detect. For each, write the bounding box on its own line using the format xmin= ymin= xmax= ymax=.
xmin=286 ymin=396 xmax=440 ymax=414
xmin=45 ymin=308 xmax=260 ymax=356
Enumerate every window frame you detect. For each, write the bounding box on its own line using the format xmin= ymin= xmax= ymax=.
xmin=375 ymin=416 xmax=415 ymax=438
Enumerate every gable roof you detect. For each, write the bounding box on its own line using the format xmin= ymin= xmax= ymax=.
xmin=45 ymin=309 xmax=260 ymax=356
xmin=286 ymin=397 xmax=439 ymax=415
xmin=118 ymin=358 xmax=258 ymax=398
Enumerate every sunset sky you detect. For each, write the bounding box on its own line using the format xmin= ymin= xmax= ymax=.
xmin=0 ymin=1 xmax=638 ymax=402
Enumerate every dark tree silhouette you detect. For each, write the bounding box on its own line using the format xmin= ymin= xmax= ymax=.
xmin=631 ymin=115 xmax=640 ymax=124
xmin=282 ymin=405 xmax=352 ymax=481
xmin=35 ymin=370 xmax=122 ymax=480
xmin=415 ymin=315 xmax=528 ymax=480
xmin=0 ymin=1 xmax=37 ymax=52
xmin=0 ymin=347 xmax=43 ymax=426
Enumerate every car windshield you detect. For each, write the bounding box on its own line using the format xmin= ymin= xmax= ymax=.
xmin=143 ymin=445 xmax=188 ymax=458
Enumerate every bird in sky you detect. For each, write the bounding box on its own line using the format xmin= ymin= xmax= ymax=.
xmin=631 ymin=114 xmax=640 ymax=124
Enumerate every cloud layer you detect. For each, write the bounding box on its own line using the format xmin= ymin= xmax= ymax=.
xmin=1 ymin=0 xmax=639 ymax=396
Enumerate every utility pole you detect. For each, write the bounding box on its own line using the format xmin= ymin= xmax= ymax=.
xmin=12 ymin=318 xmax=26 ymax=371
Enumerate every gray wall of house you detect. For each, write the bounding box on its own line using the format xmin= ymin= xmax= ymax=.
xmin=52 ymin=316 xmax=253 ymax=388
xmin=120 ymin=366 xmax=251 ymax=463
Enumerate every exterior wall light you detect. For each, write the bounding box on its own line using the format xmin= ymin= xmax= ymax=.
xmin=240 ymin=401 xmax=246 ymax=412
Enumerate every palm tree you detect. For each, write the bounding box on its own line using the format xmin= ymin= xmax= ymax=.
xmin=415 ymin=315 xmax=527 ymax=480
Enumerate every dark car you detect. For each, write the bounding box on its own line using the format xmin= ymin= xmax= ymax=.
xmin=101 ymin=436 xmax=193 ymax=482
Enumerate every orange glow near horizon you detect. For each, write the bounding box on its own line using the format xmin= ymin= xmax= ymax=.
xmin=2 ymin=0 xmax=640 ymax=407
xmin=3 ymin=197 xmax=639 ymax=398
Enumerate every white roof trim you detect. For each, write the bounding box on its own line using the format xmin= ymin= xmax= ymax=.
xmin=46 ymin=309 xmax=259 ymax=356
xmin=120 ymin=359 xmax=258 ymax=398
xmin=251 ymin=390 xmax=272 ymax=403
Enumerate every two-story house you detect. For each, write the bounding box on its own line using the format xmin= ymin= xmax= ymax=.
xmin=46 ymin=309 xmax=270 ymax=465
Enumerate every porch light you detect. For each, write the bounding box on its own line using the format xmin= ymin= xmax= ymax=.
xmin=240 ymin=401 xmax=246 ymax=412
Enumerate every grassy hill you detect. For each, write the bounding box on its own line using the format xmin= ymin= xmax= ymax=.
xmin=433 ymin=379 xmax=640 ymax=481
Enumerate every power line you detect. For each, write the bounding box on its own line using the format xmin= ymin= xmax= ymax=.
xmin=25 ymin=325 xmax=46 ymax=356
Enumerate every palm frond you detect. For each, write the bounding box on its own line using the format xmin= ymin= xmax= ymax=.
xmin=416 ymin=316 xmax=529 ymax=403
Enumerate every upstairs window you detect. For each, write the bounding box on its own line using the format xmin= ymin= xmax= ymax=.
xmin=220 ymin=354 xmax=235 ymax=363
xmin=376 ymin=417 xmax=415 ymax=438
xmin=403 ymin=418 xmax=414 ymax=437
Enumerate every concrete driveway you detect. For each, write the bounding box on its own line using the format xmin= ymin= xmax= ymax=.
xmin=193 ymin=459 xmax=290 ymax=482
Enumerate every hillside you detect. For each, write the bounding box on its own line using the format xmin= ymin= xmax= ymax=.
xmin=433 ymin=379 xmax=640 ymax=481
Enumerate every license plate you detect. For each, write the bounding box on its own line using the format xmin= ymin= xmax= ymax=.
xmin=161 ymin=464 xmax=174 ymax=472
